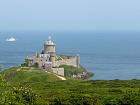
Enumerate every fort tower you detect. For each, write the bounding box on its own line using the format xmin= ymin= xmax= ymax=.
xmin=44 ymin=36 xmax=56 ymax=67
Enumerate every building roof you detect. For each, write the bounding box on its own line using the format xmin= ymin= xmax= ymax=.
xmin=44 ymin=36 xmax=56 ymax=46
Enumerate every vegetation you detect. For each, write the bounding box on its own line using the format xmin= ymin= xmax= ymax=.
xmin=60 ymin=65 xmax=84 ymax=76
xmin=56 ymin=55 xmax=76 ymax=61
xmin=0 ymin=67 xmax=140 ymax=104
xmin=0 ymin=65 xmax=3 ymax=71
xmin=21 ymin=58 xmax=30 ymax=67
xmin=59 ymin=55 xmax=72 ymax=59
xmin=59 ymin=65 xmax=93 ymax=79
xmin=36 ymin=52 xmax=40 ymax=58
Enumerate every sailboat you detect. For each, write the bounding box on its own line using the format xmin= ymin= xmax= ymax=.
xmin=6 ymin=37 xmax=16 ymax=42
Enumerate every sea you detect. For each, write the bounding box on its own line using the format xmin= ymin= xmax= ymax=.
xmin=1 ymin=31 xmax=140 ymax=80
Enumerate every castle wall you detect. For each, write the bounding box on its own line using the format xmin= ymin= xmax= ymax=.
xmin=45 ymin=62 xmax=52 ymax=70
xmin=28 ymin=56 xmax=52 ymax=69
xmin=51 ymin=56 xmax=56 ymax=67
xmin=56 ymin=56 xmax=80 ymax=68
xmin=52 ymin=68 xmax=64 ymax=76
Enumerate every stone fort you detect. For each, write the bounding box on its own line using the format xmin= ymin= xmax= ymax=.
xmin=27 ymin=36 xmax=80 ymax=76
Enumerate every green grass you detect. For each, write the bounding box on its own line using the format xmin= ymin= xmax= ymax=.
xmin=2 ymin=67 xmax=60 ymax=83
xmin=60 ymin=65 xmax=85 ymax=75
xmin=1 ymin=67 xmax=140 ymax=104
xmin=59 ymin=65 xmax=93 ymax=79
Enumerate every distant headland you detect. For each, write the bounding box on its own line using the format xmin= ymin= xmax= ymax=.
xmin=21 ymin=36 xmax=93 ymax=79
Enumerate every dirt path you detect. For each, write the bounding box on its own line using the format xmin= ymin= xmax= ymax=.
xmin=46 ymin=71 xmax=66 ymax=80
xmin=54 ymin=74 xmax=66 ymax=80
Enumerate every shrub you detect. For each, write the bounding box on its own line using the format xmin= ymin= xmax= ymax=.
xmin=68 ymin=95 xmax=101 ymax=105
xmin=108 ymin=88 xmax=122 ymax=93
xmin=0 ymin=86 xmax=38 ymax=105
xmin=0 ymin=65 xmax=3 ymax=71
xmin=116 ymin=90 xmax=140 ymax=105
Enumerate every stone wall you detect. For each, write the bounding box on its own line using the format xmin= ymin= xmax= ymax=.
xmin=45 ymin=62 xmax=52 ymax=70
xmin=52 ymin=68 xmax=64 ymax=76
xmin=56 ymin=56 xmax=80 ymax=68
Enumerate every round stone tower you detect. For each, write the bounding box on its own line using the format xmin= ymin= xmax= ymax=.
xmin=44 ymin=36 xmax=56 ymax=67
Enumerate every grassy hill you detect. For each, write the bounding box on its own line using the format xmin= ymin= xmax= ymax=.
xmin=0 ymin=67 xmax=140 ymax=105
xmin=59 ymin=65 xmax=94 ymax=79
xmin=3 ymin=67 xmax=60 ymax=82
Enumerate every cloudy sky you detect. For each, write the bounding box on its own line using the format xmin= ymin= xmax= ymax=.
xmin=0 ymin=0 xmax=140 ymax=31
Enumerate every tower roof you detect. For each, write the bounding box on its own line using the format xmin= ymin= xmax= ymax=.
xmin=45 ymin=36 xmax=56 ymax=46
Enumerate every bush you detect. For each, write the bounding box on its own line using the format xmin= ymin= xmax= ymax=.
xmin=0 ymin=86 xmax=38 ymax=105
xmin=21 ymin=58 xmax=29 ymax=67
xmin=108 ymin=88 xmax=122 ymax=93
xmin=0 ymin=65 xmax=3 ymax=71
xmin=116 ymin=90 xmax=140 ymax=105
xmin=69 ymin=95 xmax=101 ymax=105
xmin=59 ymin=65 xmax=86 ymax=77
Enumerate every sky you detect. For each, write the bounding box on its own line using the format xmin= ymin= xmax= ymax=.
xmin=0 ymin=0 xmax=140 ymax=31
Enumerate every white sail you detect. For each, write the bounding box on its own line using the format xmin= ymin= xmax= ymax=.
xmin=6 ymin=37 xmax=16 ymax=42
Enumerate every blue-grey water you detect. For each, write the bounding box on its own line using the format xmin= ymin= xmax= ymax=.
xmin=1 ymin=31 xmax=140 ymax=80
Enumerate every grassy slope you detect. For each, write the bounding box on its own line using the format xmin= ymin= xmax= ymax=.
xmin=59 ymin=65 xmax=93 ymax=78
xmin=2 ymin=67 xmax=60 ymax=83
xmin=1 ymin=67 xmax=140 ymax=104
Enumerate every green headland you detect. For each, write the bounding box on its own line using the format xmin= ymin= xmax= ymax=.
xmin=0 ymin=66 xmax=140 ymax=105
